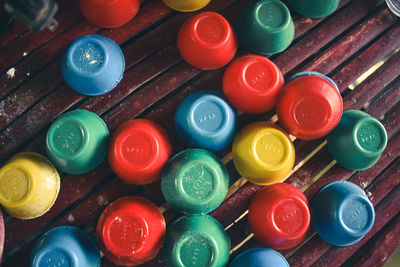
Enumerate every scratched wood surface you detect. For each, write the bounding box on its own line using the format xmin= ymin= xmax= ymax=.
xmin=0 ymin=0 xmax=399 ymax=266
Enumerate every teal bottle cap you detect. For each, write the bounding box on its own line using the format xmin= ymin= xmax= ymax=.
xmin=236 ymin=0 xmax=295 ymax=55
xmin=163 ymin=215 xmax=230 ymax=267
xmin=161 ymin=149 xmax=229 ymax=215
xmin=327 ymin=110 xmax=387 ymax=171
xmin=287 ymin=0 xmax=340 ymax=18
xmin=46 ymin=109 xmax=109 ymax=174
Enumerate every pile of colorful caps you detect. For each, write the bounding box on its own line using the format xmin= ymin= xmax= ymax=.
xmin=0 ymin=0 xmax=389 ymax=266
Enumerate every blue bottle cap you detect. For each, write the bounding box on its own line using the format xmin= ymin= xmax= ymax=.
xmin=312 ymin=181 xmax=375 ymax=246
xmin=61 ymin=34 xmax=125 ymax=96
xmin=288 ymin=71 xmax=339 ymax=92
xmin=230 ymin=248 xmax=289 ymax=267
xmin=31 ymin=226 xmax=100 ymax=267
xmin=175 ymin=90 xmax=237 ymax=152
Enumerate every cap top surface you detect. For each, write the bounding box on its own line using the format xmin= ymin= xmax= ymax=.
xmin=254 ymin=131 xmax=288 ymax=166
xmin=355 ymin=118 xmax=386 ymax=153
xmin=178 ymin=234 xmax=213 ymax=267
xmin=192 ymin=99 xmax=225 ymax=134
xmin=37 ymin=248 xmax=72 ymax=267
xmin=71 ymin=40 xmax=106 ymax=75
xmin=256 ymin=2 xmax=287 ymax=29
xmin=106 ymin=213 xmax=144 ymax=255
xmin=293 ymin=95 xmax=331 ymax=131
xmin=340 ymin=197 xmax=374 ymax=235
xmin=273 ymin=199 xmax=307 ymax=235
xmin=120 ymin=131 xmax=154 ymax=167
xmin=180 ymin=165 xmax=215 ymax=201
xmin=244 ymin=61 xmax=275 ymax=91
xmin=50 ymin=120 xmax=85 ymax=156
xmin=195 ymin=14 xmax=227 ymax=45
xmin=0 ymin=166 xmax=30 ymax=203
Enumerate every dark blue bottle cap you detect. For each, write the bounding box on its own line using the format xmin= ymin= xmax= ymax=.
xmin=61 ymin=34 xmax=125 ymax=96
xmin=288 ymin=71 xmax=339 ymax=92
xmin=31 ymin=226 xmax=100 ymax=267
xmin=175 ymin=90 xmax=237 ymax=151
xmin=312 ymin=181 xmax=375 ymax=246
xmin=230 ymin=247 xmax=289 ymax=267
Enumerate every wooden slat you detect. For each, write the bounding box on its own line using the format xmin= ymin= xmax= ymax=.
xmin=0 ymin=0 xmax=73 ymax=48
xmin=352 ymin=213 xmax=400 ymax=267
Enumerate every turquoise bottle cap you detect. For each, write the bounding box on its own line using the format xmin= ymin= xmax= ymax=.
xmin=161 ymin=149 xmax=229 ymax=214
xmin=287 ymin=0 xmax=340 ymax=18
xmin=327 ymin=110 xmax=387 ymax=171
xmin=163 ymin=215 xmax=230 ymax=267
xmin=46 ymin=109 xmax=109 ymax=174
xmin=236 ymin=0 xmax=295 ymax=55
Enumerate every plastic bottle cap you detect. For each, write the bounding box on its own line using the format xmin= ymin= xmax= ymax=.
xmin=249 ymin=183 xmax=310 ymax=250
xmin=354 ymin=117 xmax=387 ymax=155
xmin=62 ymin=35 xmax=125 ymax=96
xmin=287 ymin=0 xmax=340 ymax=18
xmin=287 ymin=71 xmax=339 ymax=92
xmin=178 ymin=12 xmax=237 ymax=70
xmin=161 ymin=149 xmax=229 ymax=214
xmin=31 ymin=226 xmax=100 ymax=267
xmin=80 ymin=0 xmax=140 ymax=28
xmin=230 ymin=248 xmax=289 ymax=267
xmin=327 ymin=110 xmax=387 ymax=171
xmin=236 ymin=0 xmax=295 ymax=55
xmin=108 ymin=119 xmax=172 ymax=184
xmin=162 ymin=0 xmax=211 ymax=12
xmin=0 ymin=152 xmax=60 ymax=219
xmin=223 ymin=55 xmax=284 ymax=114
xmin=175 ymin=91 xmax=236 ymax=151
xmin=46 ymin=109 xmax=109 ymax=174
xmin=163 ymin=215 xmax=230 ymax=267
xmin=277 ymin=75 xmax=343 ymax=140
xmin=97 ymin=196 xmax=165 ymax=266
xmin=312 ymin=181 xmax=375 ymax=246
xmin=232 ymin=122 xmax=295 ymax=185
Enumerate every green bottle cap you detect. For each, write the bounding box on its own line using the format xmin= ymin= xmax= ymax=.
xmin=46 ymin=109 xmax=110 ymax=174
xmin=236 ymin=0 xmax=295 ymax=55
xmin=163 ymin=215 xmax=230 ymax=267
xmin=287 ymin=0 xmax=340 ymax=18
xmin=327 ymin=110 xmax=387 ymax=171
xmin=161 ymin=149 xmax=229 ymax=214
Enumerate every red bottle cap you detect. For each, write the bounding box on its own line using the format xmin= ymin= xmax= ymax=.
xmin=80 ymin=0 xmax=140 ymax=28
xmin=248 ymin=183 xmax=310 ymax=250
xmin=177 ymin=11 xmax=237 ymax=70
xmin=97 ymin=196 xmax=166 ymax=266
xmin=276 ymin=76 xmax=343 ymax=140
xmin=223 ymin=55 xmax=284 ymax=114
xmin=108 ymin=119 xmax=172 ymax=185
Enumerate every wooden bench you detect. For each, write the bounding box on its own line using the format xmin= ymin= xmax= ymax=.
xmin=0 ymin=0 xmax=399 ymax=266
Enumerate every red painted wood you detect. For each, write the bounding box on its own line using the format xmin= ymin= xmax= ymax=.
xmin=353 ymin=214 xmax=400 ymax=267
xmin=0 ymin=0 xmax=73 ymax=48
xmin=275 ymin=0 xmax=385 ymax=74
xmin=333 ymin=24 xmax=400 ymax=92
xmin=365 ymin=78 xmax=400 ymax=118
xmin=0 ymin=0 xmax=84 ymax=74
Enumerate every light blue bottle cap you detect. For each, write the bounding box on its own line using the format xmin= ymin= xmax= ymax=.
xmin=31 ymin=226 xmax=100 ymax=267
xmin=288 ymin=71 xmax=339 ymax=92
xmin=61 ymin=34 xmax=125 ymax=96
xmin=230 ymin=248 xmax=289 ymax=267
xmin=175 ymin=90 xmax=237 ymax=152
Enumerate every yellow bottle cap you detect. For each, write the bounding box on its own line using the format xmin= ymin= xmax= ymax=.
xmin=163 ymin=0 xmax=211 ymax=12
xmin=0 ymin=152 xmax=60 ymax=219
xmin=232 ymin=122 xmax=295 ymax=185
